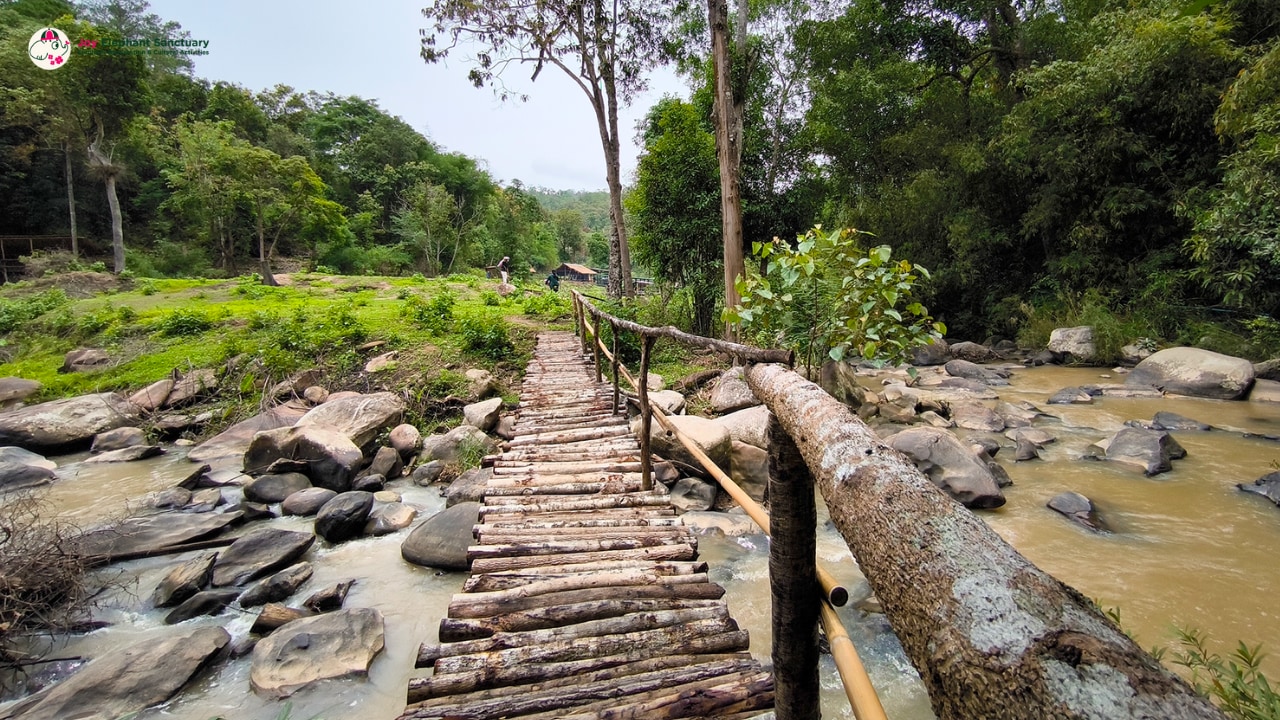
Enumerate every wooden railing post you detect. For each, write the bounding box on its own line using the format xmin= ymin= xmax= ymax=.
xmin=610 ymin=320 xmax=620 ymax=415
xmin=575 ymin=294 xmax=589 ymax=356
xmin=768 ymin=412 xmax=821 ymax=720
xmin=592 ymin=314 xmax=602 ymax=384
xmin=638 ymin=335 xmax=656 ymax=492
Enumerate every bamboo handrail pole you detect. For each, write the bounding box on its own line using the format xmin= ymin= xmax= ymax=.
xmin=820 ymin=599 xmax=888 ymax=720
xmin=638 ymin=335 xmax=656 ymax=492
xmin=572 ymin=291 xmax=793 ymax=365
xmin=592 ymin=315 xmax=602 ymax=383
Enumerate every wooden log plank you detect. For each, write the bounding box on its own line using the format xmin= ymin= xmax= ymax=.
xmin=519 ymin=669 xmax=775 ymax=720
xmin=476 ymin=509 xmax=677 ymax=525
xmin=469 ymin=545 xmax=698 ymax=573
xmin=419 ymin=605 xmax=729 ymax=667
xmin=508 ymin=425 xmax=634 ymax=447
xmin=475 ymin=527 xmax=691 ymax=545
xmin=472 ymin=517 xmax=681 ymax=533
xmin=401 ymin=657 xmax=759 ymax=719
xmin=491 ymin=461 xmax=644 ymax=475
xmin=485 ymin=472 xmax=645 ymax=488
xmin=430 ymin=617 xmax=743 ymax=673
xmin=746 ymin=362 xmax=1225 ymax=720
xmin=508 ymin=417 xmax=630 ymax=435
xmin=483 ymin=480 xmax=644 ymax=496
xmin=476 ymin=494 xmax=668 ymax=515
xmin=438 ymin=598 xmax=726 ymax=641
xmin=465 ymin=534 xmax=696 ymax=561
xmin=446 ymin=579 xmax=724 ymax=618
xmin=451 ymin=570 xmax=712 ymax=611
xmin=407 ymin=646 xmax=755 ymax=702
xmin=467 ymin=559 xmax=706 ymax=581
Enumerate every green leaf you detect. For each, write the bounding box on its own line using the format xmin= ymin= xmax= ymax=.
xmin=885 ymin=308 xmax=902 ymax=321
xmin=875 ymin=246 xmax=892 ymax=264
xmin=829 ymin=345 xmax=845 ymax=361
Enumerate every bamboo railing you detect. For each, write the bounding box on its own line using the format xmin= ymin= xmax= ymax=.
xmin=570 ymin=291 xmax=886 ymax=720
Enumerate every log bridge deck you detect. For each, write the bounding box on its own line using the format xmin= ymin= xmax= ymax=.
xmin=398 ymin=331 xmax=774 ymax=719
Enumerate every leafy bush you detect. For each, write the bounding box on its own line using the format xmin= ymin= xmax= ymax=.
xmin=522 ymin=291 xmax=570 ymax=319
xmin=151 ymin=308 xmax=214 ymax=337
xmin=459 ymin=314 xmax=513 ymax=360
xmin=0 ymin=290 xmax=70 ymax=335
xmin=1171 ymin=628 xmax=1280 ymax=720
xmin=258 ymin=304 xmax=368 ymax=374
xmin=402 ymin=291 xmax=456 ymax=334
xmin=480 ymin=290 xmax=501 ymax=307
xmin=423 ymin=369 xmax=467 ymax=398
xmin=726 ymin=226 xmax=944 ymax=374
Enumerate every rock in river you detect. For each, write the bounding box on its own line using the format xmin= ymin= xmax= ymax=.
xmin=250 ymin=607 xmax=385 ymax=699
xmin=1239 ymin=472 xmax=1280 ymax=507
xmin=296 ymin=391 xmax=405 ymax=448
xmin=75 ymin=511 xmax=242 ymax=559
xmin=1 ymin=626 xmax=229 ymax=720
xmin=238 ymin=562 xmax=314 ymax=608
xmin=164 ymin=588 xmax=241 ymax=624
xmin=885 ymin=427 xmax=1006 ymax=509
xmin=0 ymin=461 xmax=56 ymax=492
xmin=1125 ymin=347 xmax=1255 ymax=400
xmin=314 ymin=491 xmax=374 ymax=543
xmin=1047 ymin=491 xmax=1106 ymax=532
xmin=1098 ymin=427 xmax=1187 ymax=476
xmin=402 ymin=502 xmax=479 ymax=570
xmin=245 ymin=472 xmax=312 ymax=504
xmin=211 ymin=527 xmax=315 ymax=587
xmin=0 ymin=392 xmax=142 ymax=453
xmin=244 ymin=425 xmax=363 ymax=492
xmin=151 ymin=551 xmax=218 ymax=608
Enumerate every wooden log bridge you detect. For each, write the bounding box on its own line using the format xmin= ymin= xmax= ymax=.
xmin=398 ymin=332 xmax=774 ymax=720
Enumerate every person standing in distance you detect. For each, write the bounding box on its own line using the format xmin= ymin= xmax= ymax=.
xmin=497 ymin=256 xmax=510 ymax=284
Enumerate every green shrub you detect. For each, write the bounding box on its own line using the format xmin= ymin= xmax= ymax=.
xmin=152 ymin=308 xmax=214 ymax=337
xmin=1170 ymin=628 xmax=1280 ymax=720
xmin=138 ymin=280 xmax=158 ymax=296
xmin=522 ymin=291 xmax=570 ymax=319
xmin=402 ymin=292 xmax=455 ymax=334
xmin=423 ymin=369 xmax=467 ymax=398
xmin=459 ymin=315 xmax=513 ymax=360
xmin=0 ymin=290 xmax=70 ymax=334
xmin=480 ymin=290 xmax=501 ymax=307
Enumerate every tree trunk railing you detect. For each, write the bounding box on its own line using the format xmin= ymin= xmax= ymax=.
xmin=571 ymin=291 xmax=883 ymax=720
xmin=569 ymin=291 xmax=1228 ymax=720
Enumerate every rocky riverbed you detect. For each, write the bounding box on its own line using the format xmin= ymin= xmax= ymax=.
xmin=0 ymin=337 xmax=1278 ymax=719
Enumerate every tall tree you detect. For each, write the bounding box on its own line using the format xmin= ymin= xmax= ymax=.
xmin=420 ymin=0 xmax=668 ymax=298
xmin=707 ymin=0 xmax=747 ymax=338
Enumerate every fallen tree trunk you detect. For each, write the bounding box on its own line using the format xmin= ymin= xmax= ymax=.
xmin=745 ymin=362 xmax=1227 ymax=720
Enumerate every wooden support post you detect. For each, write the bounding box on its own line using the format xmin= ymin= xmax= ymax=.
xmin=767 ymin=412 xmax=820 ymax=720
xmin=610 ymin=320 xmax=620 ymax=415
xmin=592 ymin=314 xmax=602 ymax=384
xmin=638 ymin=336 xmax=655 ymax=492
xmin=576 ymin=295 xmax=589 ymax=356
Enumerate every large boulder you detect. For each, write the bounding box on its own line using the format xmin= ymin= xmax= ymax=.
xmin=314 ymin=491 xmax=375 ymax=543
xmin=0 ymin=446 xmax=55 ymax=470
xmin=250 ymin=607 xmax=385 ymax=699
xmin=187 ymin=401 xmax=309 ymax=467
xmin=364 ymin=446 xmax=403 ymax=480
xmin=365 ymin=502 xmax=418 ymax=536
xmin=709 ymin=367 xmax=760 ymax=414
xmin=0 ymin=462 xmax=56 ymax=492
xmin=729 ymin=440 xmax=769 ymax=502
xmin=1098 ymin=427 xmax=1186 ymax=476
xmin=128 ymin=378 xmax=174 ymax=412
xmin=297 ymin=391 xmax=405 ymax=448
xmin=465 ymin=369 xmax=497 ymax=399
xmin=75 ymin=512 xmax=241 ymax=558
xmin=211 ymin=528 xmax=315 ymax=587
xmin=388 ymin=423 xmax=422 ymax=459
xmin=90 ymin=426 xmax=147 ymax=453
xmin=1255 ymin=358 xmax=1280 ymax=382
xmin=1047 ymin=492 xmax=1106 ymax=532
xmin=950 ymin=402 xmax=1006 ymax=432
xmin=0 ymin=392 xmax=142 ymax=453
xmin=245 ymin=473 xmax=312 ymax=504
xmin=885 ymin=427 xmax=1006 ymax=509
xmin=949 ymin=341 xmax=998 ymax=363
xmin=445 ymin=467 xmax=492 ymax=507
xmin=1047 ymin=326 xmax=1096 ymax=362
xmin=282 ymin=487 xmax=337 ymax=516
xmin=82 ymin=444 xmax=163 ymax=464
xmin=0 ymin=377 xmax=41 ymax=409
xmin=637 ymin=415 xmax=731 ymax=473
xmin=244 ymin=425 xmax=363 ymax=492
xmin=164 ymin=368 xmax=218 ymax=408
xmin=420 ymin=425 xmax=496 ymax=464
xmin=648 ymin=390 xmax=687 ymax=415
xmin=818 ymin=361 xmax=866 ymax=407
xmin=1125 ymin=347 xmax=1255 ymax=400
xmin=1239 ymin=472 xmax=1280 ymax=507
xmin=1249 ymin=379 xmax=1280 ymax=404
xmin=1 ymin=626 xmax=229 ymax=720
xmin=164 ymin=588 xmax=241 ymax=624
xmin=943 ymin=359 xmax=1007 ymax=385
xmin=238 ymin=562 xmax=314 ymax=608
xmin=462 ymin=397 xmax=503 ymax=433
xmin=151 ymin=552 xmax=218 ymax=608
xmin=402 ymin=502 xmax=479 ymax=570
xmin=60 ymin=347 xmax=109 ymax=373
xmin=715 ymin=405 xmax=771 ymax=450
xmin=669 ymin=477 xmax=717 ymax=512
xmin=910 ymin=338 xmax=951 ymax=366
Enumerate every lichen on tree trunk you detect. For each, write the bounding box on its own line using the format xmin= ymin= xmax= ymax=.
xmin=745 ymin=363 xmax=1227 ymax=720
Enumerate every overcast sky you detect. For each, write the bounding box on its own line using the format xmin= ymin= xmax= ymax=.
xmin=145 ymin=0 xmax=688 ymax=191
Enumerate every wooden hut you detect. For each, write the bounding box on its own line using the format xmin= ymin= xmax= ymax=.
xmin=552 ymin=263 xmax=598 ymax=283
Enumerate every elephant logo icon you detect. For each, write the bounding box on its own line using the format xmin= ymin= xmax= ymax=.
xmin=28 ymin=27 xmax=71 ymax=70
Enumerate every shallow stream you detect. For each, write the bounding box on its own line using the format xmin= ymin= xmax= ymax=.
xmin=6 ymin=364 xmax=1280 ymax=720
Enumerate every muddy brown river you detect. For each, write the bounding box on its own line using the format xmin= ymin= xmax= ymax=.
xmin=6 ymin=365 xmax=1280 ymax=720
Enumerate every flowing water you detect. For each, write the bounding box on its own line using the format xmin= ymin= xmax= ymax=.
xmin=5 ymin=364 xmax=1280 ymax=719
